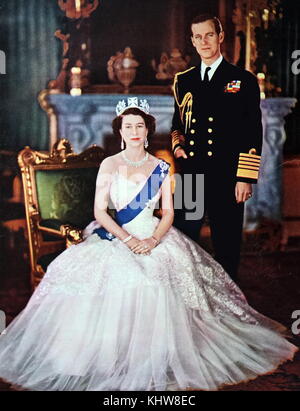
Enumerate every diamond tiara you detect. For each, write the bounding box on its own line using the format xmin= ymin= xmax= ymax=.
xmin=116 ymin=97 xmax=150 ymax=116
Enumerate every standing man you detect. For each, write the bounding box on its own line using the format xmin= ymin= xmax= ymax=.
xmin=171 ymin=13 xmax=262 ymax=281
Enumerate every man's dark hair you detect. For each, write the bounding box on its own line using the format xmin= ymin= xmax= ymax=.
xmin=190 ymin=13 xmax=223 ymax=36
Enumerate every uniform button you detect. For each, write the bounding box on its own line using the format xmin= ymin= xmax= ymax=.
xmin=207 ymin=151 xmax=213 ymax=156
xmin=208 ymin=139 xmax=213 ymax=145
xmin=189 ymin=151 xmax=194 ymax=157
xmin=189 ymin=140 xmax=195 ymax=145
xmin=208 ymin=128 xmax=213 ymax=133
xmin=190 ymin=129 xmax=195 ymax=134
xmin=208 ymin=117 xmax=214 ymax=122
xmin=192 ymin=119 xmax=196 ymax=123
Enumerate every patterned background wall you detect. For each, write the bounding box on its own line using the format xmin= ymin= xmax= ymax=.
xmin=0 ymin=0 xmax=60 ymax=151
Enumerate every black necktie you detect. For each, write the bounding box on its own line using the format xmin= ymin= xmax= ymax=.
xmin=203 ymin=66 xmax=211 ymax=84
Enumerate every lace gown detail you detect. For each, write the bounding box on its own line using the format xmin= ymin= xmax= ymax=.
xmin=0 ymin=171 xmax=297 ymax=391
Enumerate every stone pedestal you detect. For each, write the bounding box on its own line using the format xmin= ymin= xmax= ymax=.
xmin=244 ymin=97 xmax=297 ymax=229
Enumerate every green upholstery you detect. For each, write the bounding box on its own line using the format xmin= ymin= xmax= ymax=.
xmin=35 ymin=168 xmax=98 ymax=230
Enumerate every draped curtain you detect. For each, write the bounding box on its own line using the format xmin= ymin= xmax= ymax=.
xmin=0 ymin=0 xmax=60 ymax=151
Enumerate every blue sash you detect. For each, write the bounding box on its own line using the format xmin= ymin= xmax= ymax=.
xmin=93 ymin=160 xmax=170 ymax=240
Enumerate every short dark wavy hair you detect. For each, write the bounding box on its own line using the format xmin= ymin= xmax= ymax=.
xmin=112 ymin=107 xmax=156 ymax=140
xmin=190 ymin=13 xmax=223 ymax=36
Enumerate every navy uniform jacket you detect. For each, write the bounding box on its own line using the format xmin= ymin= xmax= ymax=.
xmin=171 ymin=58 xmax=263 ymax=184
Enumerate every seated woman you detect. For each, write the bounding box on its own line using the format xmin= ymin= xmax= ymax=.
xmin=0 ymin=99 xmax=297 ymax=391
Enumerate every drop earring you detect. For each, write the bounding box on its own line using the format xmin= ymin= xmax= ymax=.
xmin=121 ymin=138 xmax=125 ymax=150
xmin=144 ymin=138 xmax=149 ymax=149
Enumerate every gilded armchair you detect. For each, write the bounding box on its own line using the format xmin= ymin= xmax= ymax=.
xmin=18 ymin=139 xmax=105 ymax=289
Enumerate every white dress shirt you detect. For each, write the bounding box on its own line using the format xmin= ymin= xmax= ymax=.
xmin=201 ymin=55 xmax=223 ymax=81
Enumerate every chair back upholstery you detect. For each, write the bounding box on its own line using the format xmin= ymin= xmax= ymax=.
xmin=18 ymin=139 xmax=106 ymax=288
xmin=35 ymin=167 xmax=98 ymax=229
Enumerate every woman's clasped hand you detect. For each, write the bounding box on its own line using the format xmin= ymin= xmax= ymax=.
xmin=126 ymin=236 xmax=158 ymax=255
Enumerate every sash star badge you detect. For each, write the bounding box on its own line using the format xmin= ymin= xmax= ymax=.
xmin=224 ymin=80 xmax=241 ymax=93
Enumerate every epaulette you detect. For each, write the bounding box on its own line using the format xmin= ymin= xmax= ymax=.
xmin=175 ymin=66 xmax=196 ymax=78
xmin=172 ymin=67 xmax=195 ymax=132
xmin=173 ymin=66 xmax=196 ymax=98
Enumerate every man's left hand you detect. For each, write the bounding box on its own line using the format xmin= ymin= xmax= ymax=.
xmin=235 ymin=182 xmax=252 ymax=203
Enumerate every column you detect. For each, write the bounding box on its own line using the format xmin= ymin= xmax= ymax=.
xmin=244 ymin=97 xmax=297 ymax=228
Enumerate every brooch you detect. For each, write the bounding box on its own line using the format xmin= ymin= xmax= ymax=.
xmin=159 ymin=161 xmax=169 ymax=178
xmin=106 ymin=232 xmax=115 ymax=240
xmin=224 ymin=80 xmax=241 ymax=93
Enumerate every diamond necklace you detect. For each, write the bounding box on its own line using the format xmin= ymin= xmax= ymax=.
xmin=121 ymin=151 xmax=149 ymax=168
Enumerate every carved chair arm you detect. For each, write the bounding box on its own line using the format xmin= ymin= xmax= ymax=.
xmin=59 ymin=224 xmax=84 ymax=247
xmin=38 ymin=219 xmax=84 ymax=247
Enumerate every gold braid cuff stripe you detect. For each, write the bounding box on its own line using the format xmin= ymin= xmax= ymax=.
xmin=236 ymin=168 xmax=259 ymax=180
xmin=239 ymin=153 xmax=261 ymax=161
xmin=238 ymin=165 xmax=260 ymax=171
xmin=238 ymin=161 xmax=260 ymax=170
xmin=237 ymin=152 xmax=261 ymax=179
xmin=171 ymin=130 xmax=185 ymax=151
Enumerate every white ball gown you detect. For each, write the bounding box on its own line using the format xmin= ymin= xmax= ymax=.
xmin=0 ymin=160 xmax=298 ymax=391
